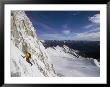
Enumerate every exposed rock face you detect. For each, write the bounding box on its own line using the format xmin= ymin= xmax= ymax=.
xmin=11 ymin=11 xmax=56 ymax=77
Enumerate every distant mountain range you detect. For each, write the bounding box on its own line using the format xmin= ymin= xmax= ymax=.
xmin=42 ymin=40 xmax=100 ymax=60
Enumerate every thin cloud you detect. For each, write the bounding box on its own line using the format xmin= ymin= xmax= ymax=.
xmin=88 ymin=14 xmax=100 ymax=24
xmin=62 ymin=30 xmax=71 ymax=35
xmin=73 ymin=32 xmax=100 ymax=41
xmin=84 ymin=13 xmax=100 ymax=29
xmin=62 ymin=24 xmax=71 ymax=35
xmin=87 ymin=27 xmax=99 ymax=33
xmin=84 ymin=24 xmax=93 ymax=29
xmin=83 ymin=13 xmax=100 ymax=38
xmin=72 ymin=12 xmax=80 ymax=16
xmin=36 ymin=21 xmax=57 ymax=33
xmin=39 ymin=31 xmax=100 ymax=41
xmin=39 ymin=33 xmax=66 ymax=40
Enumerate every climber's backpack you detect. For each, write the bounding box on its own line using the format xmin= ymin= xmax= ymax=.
xmin=27 ymin=52 xmax=31 ymax=59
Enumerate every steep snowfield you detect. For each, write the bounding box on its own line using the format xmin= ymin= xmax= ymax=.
xmin=11 ymin=41 xmax=44 ymax=77
xmin=46 ymin=46 xmax=100 ymax=77
xmin=11 ymin=11 xmax=100 ymax=77
xmin=11 ymin=11 xmax=56 ymax=77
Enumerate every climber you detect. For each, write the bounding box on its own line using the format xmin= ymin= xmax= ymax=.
xmin=22 ymin=51 xmax=33 ymax=66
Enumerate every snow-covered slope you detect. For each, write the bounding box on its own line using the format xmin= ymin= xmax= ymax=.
xmin=11 ymin=11 xmax=56 ymax=77
xmin=11 ymin=10 xmax=100 ymax=77
xmin=46 ymin=45 xmax=100 ymax=77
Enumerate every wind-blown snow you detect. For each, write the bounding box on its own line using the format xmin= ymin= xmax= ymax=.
xmin=11 ymin=11 xmax=100 ymax=77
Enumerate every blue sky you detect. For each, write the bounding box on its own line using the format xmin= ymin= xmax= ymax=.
xmin=25 ymin=11 xmax=100 ymax=41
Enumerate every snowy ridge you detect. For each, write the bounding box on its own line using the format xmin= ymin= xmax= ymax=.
xmin=11 ymin=11 xmax=56 ymax=77
xmin=46 ymin=45 xmax=100 ymax=77
xmin=46 ymin=45 xmax=79 ymax=59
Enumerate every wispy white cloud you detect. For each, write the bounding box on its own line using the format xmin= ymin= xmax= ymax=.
xmin=72 ymin=12 xmax=80 ymax=16
xmin=73 ymin=32 xmax=100 ymax=41
xmin=84 ymin=14 xmax=100 ymax=29
xmin=62 ymin=30 xmax=71 ymax=35
xmin=39 ymin=33 xmax=67 ymax=40
xmin=88 ymin=14 xmax=100 ymax=24
xmin=84 ymin=24 xmax=93 ymax=29
xmin=83 ymin=13 xmax=100 ymax=40
xmin=39 ymin=31 xmax=100 ymax=41
xmin=62 ymin=24 xmax=71 ymax=35
xmin=87 ymin=27 xmax=99 ymax=33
